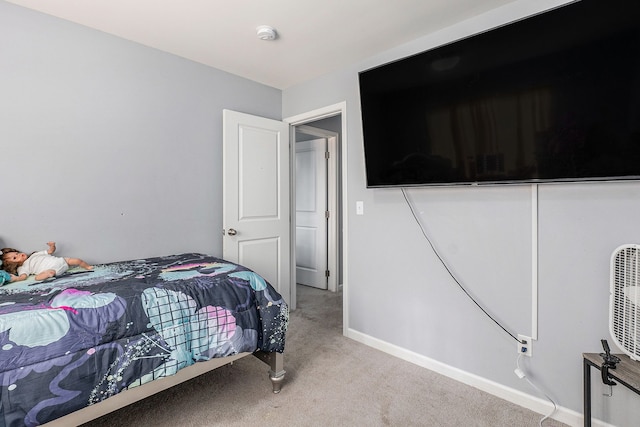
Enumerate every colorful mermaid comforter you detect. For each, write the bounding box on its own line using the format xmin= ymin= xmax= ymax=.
xmin=0 ymin=253 xmax=288 ymax=426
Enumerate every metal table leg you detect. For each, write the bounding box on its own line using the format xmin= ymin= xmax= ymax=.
xmin=584 ymin=358 xmax=592 ymax=427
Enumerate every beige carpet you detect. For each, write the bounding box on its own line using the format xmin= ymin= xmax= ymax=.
xmin=84 ymin=285 xmax=567 ymax=426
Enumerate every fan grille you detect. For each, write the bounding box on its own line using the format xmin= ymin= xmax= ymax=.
xmin=610 ymin=245 xmax=640 ymax=360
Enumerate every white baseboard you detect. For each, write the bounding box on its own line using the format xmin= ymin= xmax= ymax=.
xmin=346 ymin=328 xmax=615 ymax=427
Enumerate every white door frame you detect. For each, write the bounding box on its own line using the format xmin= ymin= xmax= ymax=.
xmin=284 ymin=101 xmax=348 ymax=336
xmin=295 ymin=126 xmax=339 ymax=292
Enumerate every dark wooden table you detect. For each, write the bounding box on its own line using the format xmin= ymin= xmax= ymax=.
xmin=583 ymin=352 xmax=640 ymax=427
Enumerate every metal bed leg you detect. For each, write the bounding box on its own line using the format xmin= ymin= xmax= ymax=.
xmin=253 ymin=351 xmax=286 ymax=393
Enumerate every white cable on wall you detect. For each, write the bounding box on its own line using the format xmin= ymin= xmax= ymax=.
xmin=402 ymin=187 xmax=521 ymax=343
xmin=516 ymin=353 xmax=557 ymax=426
xmin=403 ymin=185 xmax=540 ymax=345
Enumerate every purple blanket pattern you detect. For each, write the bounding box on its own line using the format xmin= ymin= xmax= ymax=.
xmin=0 ymin=253 xmax=287 ymax=426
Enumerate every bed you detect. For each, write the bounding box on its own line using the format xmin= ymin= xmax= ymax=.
xmin=0 ymin=253 xmax=288 ymax=427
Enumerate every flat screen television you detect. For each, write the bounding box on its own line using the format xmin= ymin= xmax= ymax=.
xmin=359 ymin=0 xmax=640 ymax=187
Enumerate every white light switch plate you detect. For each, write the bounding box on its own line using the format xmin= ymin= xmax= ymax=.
xmin=356 ymin=201 xmax=364 ymax=215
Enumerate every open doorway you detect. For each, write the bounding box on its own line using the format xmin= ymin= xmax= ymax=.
xmin=295 ymin=124 xmax=340 ymax=292
xmin=285 ymin=102 xmax=346 ymax=333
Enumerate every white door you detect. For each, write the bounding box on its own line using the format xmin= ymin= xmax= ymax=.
xmin=295 ymin=139 xmax=328 ymax=289
xmin=222 ymin=109 xmax=290 ymax=303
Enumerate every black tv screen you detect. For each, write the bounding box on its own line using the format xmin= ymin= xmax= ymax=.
xmin=359 ymin=0 xmax=640 ymax=187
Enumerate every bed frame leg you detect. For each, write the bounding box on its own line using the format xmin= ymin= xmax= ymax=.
xmin=253 ymin=351 xmax=285 ymax=393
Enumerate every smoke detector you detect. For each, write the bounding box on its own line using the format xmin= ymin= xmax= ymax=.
xmin=256 ymin=25 xmax=277 ymax=41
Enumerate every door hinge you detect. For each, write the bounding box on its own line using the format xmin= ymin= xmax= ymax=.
xmin=325 ymin=270 xmax=330 ymax=277
xmin=325 ymin=151 xmax=330 ymax=159
xmin=325 ymin=210 xmax=330 ymax=219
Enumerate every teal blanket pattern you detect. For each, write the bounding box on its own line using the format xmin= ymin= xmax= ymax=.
xmin=0 ymin=253 xmax=287 ymax=426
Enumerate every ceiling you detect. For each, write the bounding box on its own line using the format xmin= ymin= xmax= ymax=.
xmin=6 ymin=0 xmax=517 ymax=89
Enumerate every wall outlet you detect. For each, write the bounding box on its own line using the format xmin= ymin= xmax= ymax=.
xmin=517 ymin=334 xmax=532 ymax=357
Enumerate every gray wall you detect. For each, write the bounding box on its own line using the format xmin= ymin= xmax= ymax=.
xmin=0 ymin=1 xmax=281 ymax=263
xmin=284 ymin=0 xmax=640 ymax=425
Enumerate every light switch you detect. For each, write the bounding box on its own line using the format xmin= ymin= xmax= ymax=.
xmin=356 ymin=201 xmax=364 ymax=215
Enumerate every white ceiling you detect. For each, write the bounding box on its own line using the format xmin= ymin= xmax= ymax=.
xmin=6 ymin=0 xmax=517 ymax=89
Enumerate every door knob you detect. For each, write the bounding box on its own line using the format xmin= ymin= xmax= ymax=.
xmin=227 ymin=228 xmax=237 ymax=236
